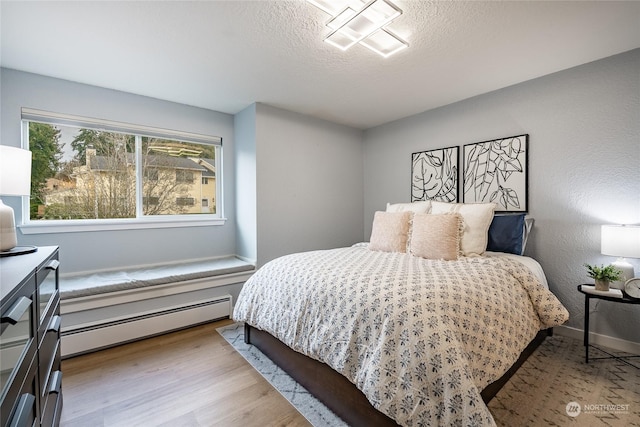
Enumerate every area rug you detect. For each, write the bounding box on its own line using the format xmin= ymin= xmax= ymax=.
xmin=217 ymin=322 xmax=347 ymax=426
xmin=488 ymin=333 xmax=640 ymax=427
xmin=218 ymin=323 xmax=640 ymax=427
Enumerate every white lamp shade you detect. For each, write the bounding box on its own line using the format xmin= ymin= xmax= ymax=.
xmin=0 ymin=145 xmax=32 ymax=196
xmin=601 ymin=224 xmax=640 ymax=258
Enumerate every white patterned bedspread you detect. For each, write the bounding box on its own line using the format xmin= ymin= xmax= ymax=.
xmin=233 ymin=246 xmax=569 ymax=426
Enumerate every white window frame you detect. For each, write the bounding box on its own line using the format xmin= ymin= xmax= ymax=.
xmin=19 ymin=108 xmax=225 ymax=234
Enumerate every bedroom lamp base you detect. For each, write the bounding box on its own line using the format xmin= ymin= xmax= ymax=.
xmin=0 ymin=198 xmax=18 ymax=251
xmin=610 ymin=258 xmax=635 ymax=290
xmin=0 ymin=199 xmax=36 ymax=257
xmin=0 ymin=245 xmax=38 ymax=257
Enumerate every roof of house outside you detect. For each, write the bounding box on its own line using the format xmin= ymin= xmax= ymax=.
xmin=89 ymin=154 xmax=208 ymax=172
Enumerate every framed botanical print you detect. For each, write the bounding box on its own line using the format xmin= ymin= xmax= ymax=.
xmin=411 ymin=146 xmax=459 ymax=202
xmin=462 ymin=134 xmax=528 ymax=212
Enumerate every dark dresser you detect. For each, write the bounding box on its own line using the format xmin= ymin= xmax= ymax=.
xmin=1 ymin=246 xmax=62 ymax=427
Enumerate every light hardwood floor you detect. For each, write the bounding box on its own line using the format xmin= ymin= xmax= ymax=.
xmin=60 ymin=319 xmax=312 ymax=427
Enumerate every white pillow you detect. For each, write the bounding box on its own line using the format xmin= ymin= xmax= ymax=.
xmin=386 ymin=201 xmax=432 ymax=213
xmin=430 ymin=201 xmax=496 ymax=256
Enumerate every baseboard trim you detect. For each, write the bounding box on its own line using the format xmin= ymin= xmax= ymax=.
xmin=61 ymin=295 xmax=231 ymax=357
xmin=554 ymin=325 xmax=640 ymax=355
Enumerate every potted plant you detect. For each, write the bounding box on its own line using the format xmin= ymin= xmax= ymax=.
xmin=584 ymin=264 xmax=622 ymax=291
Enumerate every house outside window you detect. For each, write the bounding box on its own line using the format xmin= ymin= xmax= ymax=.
xmin=201 ymin=198 xmax=211 ymax=213
xmin=143 ymin=196 xmax=160 ymax=206
xmin=23 ymin=108 xmax=222 ymax=226
xmin=146 ymin=169 xmax=159 ymax=181
xmin=176 ymin=170 xmax=194 ymax=184
xmin=176 ymin=197 xmax=195 ymax=206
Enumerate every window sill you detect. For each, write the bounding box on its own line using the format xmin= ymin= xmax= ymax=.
xmin=19 ymin=217 xmax=227 ymax=234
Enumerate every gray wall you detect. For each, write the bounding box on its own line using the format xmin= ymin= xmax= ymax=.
xmin=4 ymin=49 xmax=638 ymax=346
xmin=0 ymin=69 xmax=365 ymax=273
xmin=363 ymin=49 xmax=640 ymax=344
xmin=253 ymin=103 xmax=364 ymax=266
xmin=234 ymin=104 xmax=258 ymax=263
xmin=1 ymin=69 xmax=238 ymax=273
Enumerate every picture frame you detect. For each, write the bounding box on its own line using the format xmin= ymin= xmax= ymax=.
xmin=411 ymin=146 xmax=459 ymax=202
xmin=462 ymin=134 xmax=528 ymax=212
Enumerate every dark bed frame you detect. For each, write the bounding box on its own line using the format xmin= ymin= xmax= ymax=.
xmin=245 ymin=324 xmax=552 ymax=426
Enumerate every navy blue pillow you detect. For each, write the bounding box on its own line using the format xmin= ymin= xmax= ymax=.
xmin=487 ymin=214 xmax=526 ymax=255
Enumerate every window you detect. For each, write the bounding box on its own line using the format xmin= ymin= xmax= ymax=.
xmin=176 ymin=170 xmax=194 ymax=184
xmin=22 ymin=108 xmax=222 ymax=228
xmin=176 ymin=197 xmax=195 ymax=206
xmin=146 ymin=169 xmax=159 ymax=181
xmin=143 ymin=196 xmax=160 ymax=206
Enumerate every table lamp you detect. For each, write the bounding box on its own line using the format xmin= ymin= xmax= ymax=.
xmin=0 ymin=145 xmax=34 ymax=255
xmin=601 ymin=224 xmax=640 ymax=289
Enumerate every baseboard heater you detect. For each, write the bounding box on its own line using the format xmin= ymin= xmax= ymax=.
xmin=61 ymin=295 xmax=231 ymax=358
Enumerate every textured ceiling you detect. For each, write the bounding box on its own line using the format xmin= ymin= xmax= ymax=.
xmin=1 ymin=1 xmax=640 ymax=129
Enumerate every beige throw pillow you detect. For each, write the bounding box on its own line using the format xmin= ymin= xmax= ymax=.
xmin=410 ymin=213 xmax=462 ymax=260
xmin=369 ymin=211 xmax=412 ymax=253
xmin=430 ymin=201 xmax=496 ymax=256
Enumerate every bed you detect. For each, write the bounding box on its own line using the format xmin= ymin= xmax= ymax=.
xmin=233 ymin=203 xmax=569 ymax=426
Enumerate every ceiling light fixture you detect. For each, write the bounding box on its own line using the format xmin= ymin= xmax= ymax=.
xmin=360 ymin=27 xmax=408 ymax=58
xmin=308 ymin=0 xmax=408 ymax=58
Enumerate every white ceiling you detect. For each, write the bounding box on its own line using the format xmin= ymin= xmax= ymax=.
xmin=2 ymin=1 xmax=639 ymax=130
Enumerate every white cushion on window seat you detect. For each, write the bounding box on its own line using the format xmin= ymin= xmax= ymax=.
xmin=60 ymin=256 xmax=255 ymax=300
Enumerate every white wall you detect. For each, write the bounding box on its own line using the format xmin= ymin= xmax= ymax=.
xmin=363 ymin=49 xmax=640 ymax=344
xmin=253 ymin=103 xmax=364 ymax=266
xmin=1 ymin=69 xmax=238 ymax=273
